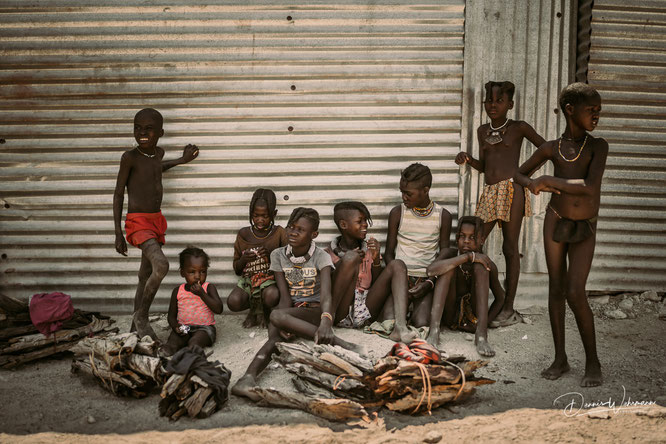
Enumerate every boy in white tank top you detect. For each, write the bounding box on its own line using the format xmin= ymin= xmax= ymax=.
xmin=384 ymin=163 xmax=452 ymax=346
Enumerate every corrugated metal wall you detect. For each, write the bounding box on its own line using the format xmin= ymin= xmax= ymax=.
xmin=586 ymin=0 xmax=666 ymax=291
xmin=0 ymin=1 xmax=465 ymax=312
xmin=459 ymin=0 xmax=573 ymax=301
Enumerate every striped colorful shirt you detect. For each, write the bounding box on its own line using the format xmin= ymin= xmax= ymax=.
xmin=176 ymin=282 xmax=215 ymax=326
xmin=394 ymin=203 xmax=443 ymax=277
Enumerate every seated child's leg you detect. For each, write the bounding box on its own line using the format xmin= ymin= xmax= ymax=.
xmin=160 ymin=330 xmax=188 ymax=357
xmin=130 ymin=253 xmax=152 ymax=332
xmin=496 ymin=183 xmax=526 ymax=323
xmin=541 ymin=209 xmax=571 ymax=380
xmin=411 ymin=291 xmax=433 ymax=328
xmin=566 ymin=230 xmax=602 ymax=387
xmin=188 ymin=330 xmax=213 ymax=348
xmin=366 ymin=260 xmax=416 ymax=343
xmin=232 ymin=322 xmax=282 ymax=401
xmin=331 ymin=252 xmax=361 ymax=323
xmin=134 ymin=238 xmax=169 ymax=340
xmin=227 ymin=287 xmax=250 ymax=312
xmin=425 ymin=269 xmax=455 ymax=348
xmin=471 ymin=263 xmax=494 ymax=357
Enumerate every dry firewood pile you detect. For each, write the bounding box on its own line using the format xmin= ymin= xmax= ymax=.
xmin=158 ymin=346 xmax=231 ymax=421
xmin=71 ymin=332 xmax=163 ymax=398
xmin=250 ymin=342 xmax=494 ymax=422
xmin=0 ymin=293 xmax=116 ymax=369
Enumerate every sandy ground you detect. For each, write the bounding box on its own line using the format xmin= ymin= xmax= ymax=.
xmin=1 ymin=293 xmax=664 ymax=443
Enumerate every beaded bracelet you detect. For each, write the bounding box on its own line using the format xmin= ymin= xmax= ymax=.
xmin=321 ymin=312 xmax=333 ymax=322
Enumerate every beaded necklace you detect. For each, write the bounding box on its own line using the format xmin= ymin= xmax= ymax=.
xmin=558 ymin=135 xmax=588 ymax=162
xmin=330 ymin=236 xmax=366 ymax=258
xmin=411 ymin=200 xmax=434 ymax=217
xmin=135 ymin=146 xmax=156 ymax=158
xmin=251 ymin=224 xmax=274 ymax=240
xmin=286 ymin=241 xmax=316 ymax=265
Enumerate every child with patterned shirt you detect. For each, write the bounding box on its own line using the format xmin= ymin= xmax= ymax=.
xmin=384 ymin=163 xmax=452 ymax=344
xmin=160 ymin=246 xmax=223 ymax=356
xmin=232 ymin=207 xmax=362 ymax=401
xmin=227 ymin=189 xmax=287 ymax=328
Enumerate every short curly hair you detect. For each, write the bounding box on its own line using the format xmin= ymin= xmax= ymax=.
xmin=559 ymin=82 xmax=601 ymax=114
xmin=179 ymin=246 xmax=210 ymax=270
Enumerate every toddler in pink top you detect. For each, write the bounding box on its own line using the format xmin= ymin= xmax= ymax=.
xmin=160 ymin=246 xmax=223 ymax=356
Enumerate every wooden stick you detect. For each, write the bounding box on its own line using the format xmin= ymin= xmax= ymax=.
xmin=0 ymin=324 xmax=38 ymax=341
xmin=275 ymin=343 xmax=347 ymax=376
xmin=126 ymin=353 xmax=163 ymax=382
xmin=312 ymin=344 xmax=374 ymax=373
xmin=184 ymin=387 xmax=213 ymax=417
xmin=71 ymin=358 xmax=137 ymax=389
xmin=251 ymin=387 xmax=368 ymax=422
xmin=318 ymin=352 xmax=363 ymax=377
xmin=197 ymin=398 xmax=217 ymax=419
xmin=0 ymin=341 xmax=76 ymax=368
xmin=161 ymin=373 xmax=187 ymax=398
xmin=0 ymin=293 xmax=28 ymax=314
xmin=175 ymin=379 xmax=194 ymax=400
xmin=1 ymin=318 xmax=112 ymax=354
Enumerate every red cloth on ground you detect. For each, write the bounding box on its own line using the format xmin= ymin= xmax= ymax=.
xmin=125 ymin=211 xmax=167 ymax=248
xmin=29 ymin=292 xmax=75 ymax=336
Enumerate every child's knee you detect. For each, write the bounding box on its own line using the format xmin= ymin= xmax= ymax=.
xmin=269 ymin=309 xmax=287 ymax=328
xmin=153 ymin=257 xmax=169 ymax=277
xmin=262 ymin=285 xmax=279 ymax=307
xmin=501 ymin=242 xmax=519 ymax=259
xmin=411 ymin=313 xmax=429 ymax=328
xmin=387 ymin=259 xmax=407 ymax=274
xmin=339 ymin=250 xmax=362 ymax=268
xmin=227 ymin=290 xmax=247 ymax=312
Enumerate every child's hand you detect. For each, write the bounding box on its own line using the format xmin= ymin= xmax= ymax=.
xmin=367 ymin=237 xmax=381 ymax=264
xmin=470 ymin=252 xmax=492 ymax=271
xmin=455 ymin=152 xmax=471 ymax=165
xmin=528 ymin=177 xmax=560 ymax=195
xmin=241 ymin=248 xmax=258 ymax=262
xmin=115 ymin=233 xmax=127 ymax=256
xmin=408 ymin=280 xmax=433 ymax=299
xmin=175 ymin=324 xmax=189 ymax=336
xmin=254 ymin=246 xmax=268 ymax=259
xmin=314 ymin=322 xmax=335 ymax=345
xmin=182 ymin=144 xmax=200 ymax=163
xmin=190 ymin=281 xmax=205 ymax=296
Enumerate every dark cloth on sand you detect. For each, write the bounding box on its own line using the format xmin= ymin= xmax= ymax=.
xmin=165 ymin=345 xmax=231 ymax=405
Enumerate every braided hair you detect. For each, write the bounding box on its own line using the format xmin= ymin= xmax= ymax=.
xmin=179 ymin=246 xmax=210 ymax=270
xmin=287 ymin=207 xmax=320 ymax=231
xmin=484 ymin=81 xmax=515 ymax=102
xmin=249 ymin=188 xmax=277 ymax=229
xmin=333 ymin=201 xmax=373 ymax=229
xmin=401 ymin=163 xmax=432 ymax=188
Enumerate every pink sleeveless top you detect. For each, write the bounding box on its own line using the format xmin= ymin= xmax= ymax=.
xmin=176 ymin=282 xmax=215 ymax=326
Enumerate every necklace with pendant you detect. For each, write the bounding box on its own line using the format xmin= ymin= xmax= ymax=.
xmin=485 ymin=119 xmax=509 ymax=145
xmin=136 ymin=146 xmax=156 ymax=158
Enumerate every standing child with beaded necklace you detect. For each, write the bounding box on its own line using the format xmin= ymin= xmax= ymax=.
xmin=516 ymin=83 xmax=607 ymax=387
xmin=383 ymin=163 xmax=452 ymax=345
xmin=455 ymin=81 xmax=546 ymax=327
xmin=227 ymin=189 xmax=287 ymax=328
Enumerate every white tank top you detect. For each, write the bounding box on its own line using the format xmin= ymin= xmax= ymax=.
xmin=394 ymin=203 xmax=443 ymax=277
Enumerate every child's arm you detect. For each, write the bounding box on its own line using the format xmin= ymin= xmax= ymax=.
xmin=190 ymin=282 xmax=223 ymax=314
xmin=232 ymin=235 xmax=257 ymax=276
xmin=530 ymin=139 xmax=609 ymax=196
xmin=368 ymin=237 xmax=382 ymax=282
xmin=274 ymin=272 xmax=292 ymax=309
xmin=426 ymin=250 xmax=491 ymax=277
xmin=438 ymin=207 xmax=452 ymax=251
xmin=162 ymin=144 xmax=199 ymax=172
xmin=515 ymin=143 xmax=561 ymax=195
xmin=519 ymin=121 xmax=546 ymax=148
xmin=383 ymin=205 xmax=401 ymax=264
xmin=167 ymin=287 xmax=185 ymax=335
xmin=454 ymin=127 xmax=486 ymax=172
xmin=314 ymin=265 xmax=335 ymax=344
xmin=113 ymin=152 xmax=131 ymax=256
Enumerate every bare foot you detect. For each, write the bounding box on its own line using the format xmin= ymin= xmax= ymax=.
xmin=580 ymin=361 xmax=603 ymax=387
xmin=475 ymin=337 xmax=495 ymax=357
xmin=493 ymin=308 xmax=514 ymax=323
xmin=242 ymin=312 xmax=262 ymax=329
xmin=541 ymin=359 xmax=570 ymax=380
xmin=390 ymin=324 xmax=419 ymax=343
xmin=158 ymin=343 xmax=177 ymax=358
xmin=425 ymin=328 xmax=441 ymax=348
xmin=231 ymin=374 xmax=261 ymax=402
xmin=132 ymin=312 xmax=158 ymax=341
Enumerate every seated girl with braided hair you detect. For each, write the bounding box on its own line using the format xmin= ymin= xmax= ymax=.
xmin=227 ymin=188 xmax=287 ymax=328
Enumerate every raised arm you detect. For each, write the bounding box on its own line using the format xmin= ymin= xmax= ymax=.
xmin=162 ymin=144 xmax=199 ymax=172
xmin=190 ymin=282 xmax=223 ymax=314
xmin=515 ymin=142 xmax=555 ymax=193
xmin=113 ymin=152 xmax=131 ymax=256
xmin=383 ymin=205 xmax=401 ymax=264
